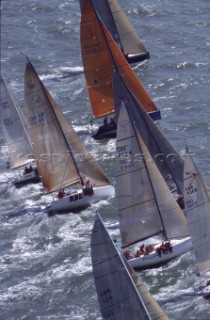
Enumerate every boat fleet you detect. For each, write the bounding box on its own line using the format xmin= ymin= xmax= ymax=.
xmin=1 ymin=0 xmax=210 ymax=318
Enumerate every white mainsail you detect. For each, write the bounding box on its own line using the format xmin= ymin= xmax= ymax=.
xmin=113 ymin=68 xmax=184 ymax=195
xmin=91 ymin=213 xmax=169 ymax=320
xmin=79 ymin=0 xmax=149 ymax=63
xmin=0 ymin=75 xmax=33 ymax=169
xmin=24 ymin=60 xmax=110 ymax=193
xmin=184 ymin=148 xmax=210 ymax=275
xmin=116 ymin=102 xmax=189 ymax=247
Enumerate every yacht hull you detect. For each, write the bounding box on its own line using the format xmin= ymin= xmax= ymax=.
xmin=128 ymin=237 xmax=192 ymax=269
xmin=13 ymin=171 xmax=40 ymax=188
xmin=48 ymin=185 xmax=114 ymax=215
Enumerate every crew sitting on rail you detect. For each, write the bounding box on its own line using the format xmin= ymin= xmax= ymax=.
xmin=135 ymin=244 xmax=154 ymax=257
xmin=109 ymin=115 xmax=116 ymax=124
xmin=83 ymin=177 xmax=94 ymax=196
xmin=177 ymin=194 xmax=185 ymax=209
xmin=58 ymin=188 xmax=66 ymax=198
xmin=124 ymin=249 xmax=132 ymax=260
xmin=156 ymin=241 xmax=172 ymax=257
xmin=24 ymin=165 xmax=34 ymax=174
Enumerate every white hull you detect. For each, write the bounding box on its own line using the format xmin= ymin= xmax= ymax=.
xmin=13 ymin=171 xmax=40 ymax=188
xmin=48 ymin=185 xmax=114 ymax=215
xmin=128 ymin=237 xmax=192 ymax=269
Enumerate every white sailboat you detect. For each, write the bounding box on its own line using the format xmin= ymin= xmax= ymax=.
xmin=0 ymin=74 xmax=40 ymax=187
xmin=24 ymin=59 xmax=113 ymax=215
xmin=115 ymin=100 xmax=191 ymax=269
xmin=91 ymin=213 xmax=169 ymax=319
xmin=183 ymin=148 xmax=210 ymax=298
xmin=79 ymin=0 xmax=150 ymax=64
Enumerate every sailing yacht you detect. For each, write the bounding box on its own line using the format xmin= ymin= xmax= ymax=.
xmin=183 ymin=148 xmax=210 ymax=298
xmin=24 ymin=59 xmax=113 ymax=215
xmin=115 ymin=97 xmax=191 ymax=269
xmin=0 ymin=74 xmax=40 ymax=187
xmin=80 ymin=0 xmax=160 ymax=140
xmin=91 ymin=213 xmax=169 ymax=319
xmin=79 ymin=0 xmax=150 ymax=64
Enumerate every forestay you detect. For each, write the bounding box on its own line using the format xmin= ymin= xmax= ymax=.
xmin=116 ymin=102 xmax=189 ymax=247
xmin=91 ymin=213 xmax=169 ymax=320
xmin=0 ymin=75 xmax=33 ymax=169
xmin=184 ymin=149 xmax=210 ymax=275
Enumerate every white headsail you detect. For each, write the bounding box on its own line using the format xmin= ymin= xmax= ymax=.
xmin=0 ymin=74 xmax=33 ymax=169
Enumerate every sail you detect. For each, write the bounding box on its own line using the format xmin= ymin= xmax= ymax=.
xmin=91 ymin=213 xmax=169 ymax=320
xmin=183 ymin=149 xmax=210 ymax=275
xmin=80 ymin=0 xmax=159 ymax=119
xmin=113 ymin=69 xmax=184 ymax=194
xmin=116 ymin=102 xmax=189 ymax=247
xmin=45 ymin=88 xmax=110 ymax=187
xmin=24 ymin=61 xmax=81 ymax=192
xmin=79 ymin=0 xmax=149 ymax=63
xmin=0 ymin=74 xmax=33 ymax=169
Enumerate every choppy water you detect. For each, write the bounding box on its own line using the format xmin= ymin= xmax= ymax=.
xmin=1 ymin=0 xmax=210 ymax=319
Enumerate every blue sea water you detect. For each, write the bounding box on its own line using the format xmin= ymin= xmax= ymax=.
xmin=1 ymin=0 xmax=210 ymax=319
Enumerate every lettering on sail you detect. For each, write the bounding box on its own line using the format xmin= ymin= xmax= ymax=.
xmin=185 ymin=171 xmax=198 ymax=209
xmin=28 ymin=112 xmax=45 ymax=126
xmin=99 ymin=288 xmax=115 ymax=319
xmin=116 ymin=144 xmax=134 ymax=173
xmin=1 ymin=101 xmax=10 ymax=109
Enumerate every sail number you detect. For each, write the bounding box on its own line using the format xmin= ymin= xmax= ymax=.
xmin=99 ymin=288 xmax=116 ymax=319
xmin=1 ymin=101 xmax=10 ymax=109
xmin=185 ymin=198 xmax=197 ymax=209
xmin=29 ymin=112 xmax=45 ymax=125
xmin=99 ymin=288 xmax=113 ymax=304
xmin=185 ymin=184 xmax=197 ymax=195
xmin=117 ymin=145 xmax=134 ymax=171
xmin=3 ymin=117 xmax=13 ymax=127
